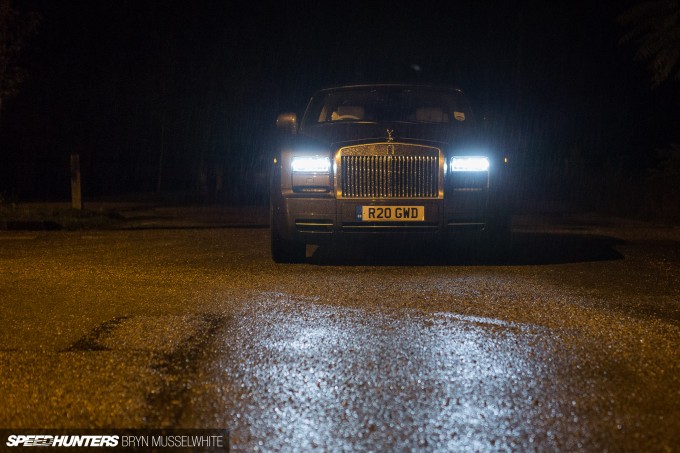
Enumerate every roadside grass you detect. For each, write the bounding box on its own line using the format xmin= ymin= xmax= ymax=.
xmin=0 ymin=203 xmax=124 ymax=230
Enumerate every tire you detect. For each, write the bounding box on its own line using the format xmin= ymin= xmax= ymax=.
xmin=270 ymin=204 xmax=305 ymax=263
xmin=480 ymin=212 xmax=512 ymax=262
xmin=441 ymin=213 xmax=511 ymax=264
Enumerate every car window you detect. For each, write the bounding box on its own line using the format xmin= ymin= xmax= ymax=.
xmin=304 ymin=87 xmax=470 ymax=127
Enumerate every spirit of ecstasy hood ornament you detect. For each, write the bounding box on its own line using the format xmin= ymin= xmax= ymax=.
xmin=386 ymin=129 xmax=394 ymax=142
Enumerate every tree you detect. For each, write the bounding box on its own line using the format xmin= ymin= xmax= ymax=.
xmin=619 ymin=1 xmax=680 ymax=87
xmin=0 ymin=0 xmax=40 ymax=112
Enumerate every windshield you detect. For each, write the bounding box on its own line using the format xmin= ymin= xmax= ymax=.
xmin=302 ymin=86 xmax=472 ymax=128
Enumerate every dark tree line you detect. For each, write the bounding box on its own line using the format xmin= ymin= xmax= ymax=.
xmin=0 ymin=0 xmax=40 ymax=113
xmin=620 ymin=1 xmax=680 ymax=221
xmin=620 ymin=0 xmax=680 ymax=87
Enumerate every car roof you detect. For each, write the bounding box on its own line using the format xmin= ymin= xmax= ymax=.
xmin=315 ymin=84 xmax=465 ymax=94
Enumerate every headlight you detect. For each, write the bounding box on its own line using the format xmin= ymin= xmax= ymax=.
xmin=450 ymin=156 xmax=490 ymax=172
xmin=291 ymin=156 xmax=331 ymax=173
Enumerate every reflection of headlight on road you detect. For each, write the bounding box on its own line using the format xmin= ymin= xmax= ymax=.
xmin=451 ymin=156 xmax=490 ymax=172
xmin=291 ymin=156 xmax=331 ymax=173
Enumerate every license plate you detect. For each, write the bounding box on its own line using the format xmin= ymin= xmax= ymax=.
xmin=356 ymin=206 xmax=425 ymax=222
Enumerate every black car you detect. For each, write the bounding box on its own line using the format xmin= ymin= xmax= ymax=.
xmin=270 ymin=84 xmax=511 ymax=262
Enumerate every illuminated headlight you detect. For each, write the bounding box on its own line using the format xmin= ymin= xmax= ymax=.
xmin=450 ymin=156 xmax=490 ymax=172
xmin=291 ymin=156 xmax=331 ymax=173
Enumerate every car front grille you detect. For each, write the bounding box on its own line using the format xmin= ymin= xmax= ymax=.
xmin=338 ymin=144 xmax=441 ymax=198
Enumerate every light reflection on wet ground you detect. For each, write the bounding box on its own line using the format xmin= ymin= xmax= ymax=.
xmin=189 ymin=296 xmax=598 ymax=451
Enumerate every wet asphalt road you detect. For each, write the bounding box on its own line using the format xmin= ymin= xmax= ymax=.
xmin=0 ymin=219 xmax=679 ymax=451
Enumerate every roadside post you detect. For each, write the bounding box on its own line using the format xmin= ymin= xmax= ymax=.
xmin=70 ymin=153 xmax=82 ymax=210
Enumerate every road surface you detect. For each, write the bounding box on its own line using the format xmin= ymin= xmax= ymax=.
xmin=1 ymin=217 xmax=678 ymax=451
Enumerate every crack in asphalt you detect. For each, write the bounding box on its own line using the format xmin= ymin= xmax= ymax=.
xmin=144 ymin=314 xmax=228 ymax=429
xmin=66 ymin=316 xmax=130 ymax=352
xmin=62 ymin=313 xmax=229 ymax=429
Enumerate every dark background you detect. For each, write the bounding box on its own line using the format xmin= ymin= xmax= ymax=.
xmin=1 ymin=0 xmax=679 ymax=217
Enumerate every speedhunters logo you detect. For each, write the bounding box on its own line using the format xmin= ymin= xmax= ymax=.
xmin=6 ymin=435 xmax=118 ymax=447
xmin=1 ymin=430 xmax=229 ymax=451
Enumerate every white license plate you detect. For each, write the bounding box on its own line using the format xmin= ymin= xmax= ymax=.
xmin=356 ymin=206 xmax=425 ymax=222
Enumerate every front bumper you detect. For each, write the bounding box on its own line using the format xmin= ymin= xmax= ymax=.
xmin=273 ymin=192 xmax=490 ymax=244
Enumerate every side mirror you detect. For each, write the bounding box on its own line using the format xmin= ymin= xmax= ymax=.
xmin=276 ymin=113 xmax=298 ymax=135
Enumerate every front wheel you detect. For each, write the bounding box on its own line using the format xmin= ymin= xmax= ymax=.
xmin=271 ymin=229 xmax=305 ymax=263
xmin=480 ymin=213 xmax=512 ymax=262
xmin=270 ymin=205 xmax=305 ymax=263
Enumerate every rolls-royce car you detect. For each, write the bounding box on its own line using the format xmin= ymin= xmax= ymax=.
xmin=270 ymin=84 xmax=511 ymax=262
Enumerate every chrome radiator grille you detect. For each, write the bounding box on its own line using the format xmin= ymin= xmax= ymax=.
xmin=338 ymin=144 xmax=440 ymax=198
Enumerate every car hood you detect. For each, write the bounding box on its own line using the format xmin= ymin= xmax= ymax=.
xmin=298 ymin=122 xmax=480 ymax=151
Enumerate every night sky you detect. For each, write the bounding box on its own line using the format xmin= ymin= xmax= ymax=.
xmin=2 ymin=0 xmax=679 ymax=204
